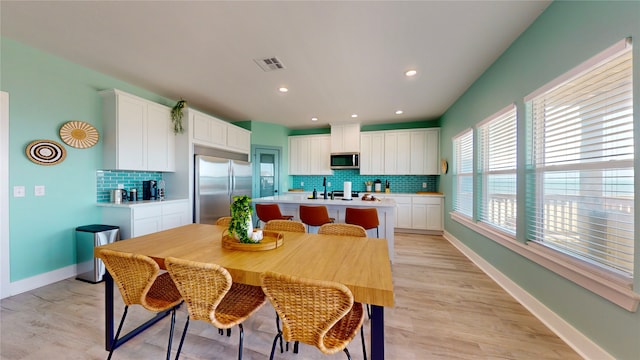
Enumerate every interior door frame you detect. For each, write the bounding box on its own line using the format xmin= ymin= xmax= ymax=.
xmin=1 ymin=91 xmax=10 ymax=298
xmin=252 ymin=145 xmax=282 ymax=198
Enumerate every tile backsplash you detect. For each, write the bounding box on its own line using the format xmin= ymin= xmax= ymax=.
xmin=96 ymin=170 xmax=163 ymax=202
xmin=291 ymin=170 xmax=438 ymax=193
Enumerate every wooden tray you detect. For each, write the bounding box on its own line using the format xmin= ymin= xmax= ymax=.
xmin=221 ymin=230 xmax=284 ymax=251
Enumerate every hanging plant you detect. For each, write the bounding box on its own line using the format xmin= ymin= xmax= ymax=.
xmin=170 ymin=99 xmax=187 ymax=134
xmin=229 ymin=195 xmax=254 ymax=243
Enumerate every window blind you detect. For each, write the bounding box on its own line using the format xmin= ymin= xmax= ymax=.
xmin=478 ymin=105 xmax=517 ymax=233
xmin=453 ymin=129 xmax=473 ymax=217
xmin=527 ymin=40 xmax=634 ymax=276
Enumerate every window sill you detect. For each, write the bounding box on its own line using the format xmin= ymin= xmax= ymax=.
xmin=450 ymin=211 xmax=640 ymax=312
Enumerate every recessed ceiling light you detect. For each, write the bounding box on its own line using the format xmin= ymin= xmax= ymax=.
xmin=278 ymin=87 xmax=289 ymax=93
xmin=405 ymin=69 xmax=417 ymax=77
xmin=351 ymin=114 xmax=358 ymax=118
xmin=395 ymin=110 xmax=404 ymax=115
xmin=311 ymin=117 xmax=318 ymax=122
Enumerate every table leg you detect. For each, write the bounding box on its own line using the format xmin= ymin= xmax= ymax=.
xmin=103 ymin=272 xmax=173 ymax=351
xmin=370 ymin=305 xmax=385 ymax=360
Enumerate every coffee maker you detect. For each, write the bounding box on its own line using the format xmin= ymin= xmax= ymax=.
xmin=142 ymin=180 xmax=157 ymax=200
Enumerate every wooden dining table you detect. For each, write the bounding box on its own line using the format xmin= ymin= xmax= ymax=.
xmin=95 ymin=223 xmax=395 ymax=359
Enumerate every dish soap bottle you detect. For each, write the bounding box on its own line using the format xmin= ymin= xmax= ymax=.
xmin=312 ymin=188 xmax=317 ymax=199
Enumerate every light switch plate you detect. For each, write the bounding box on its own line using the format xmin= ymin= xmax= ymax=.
xmin=34 ymin=185 xmax=45 ymax=196
xmin=13 ymin=186 xmax=25 ymax=197
xmin=422 ymin=182 xmax=427 ymax=188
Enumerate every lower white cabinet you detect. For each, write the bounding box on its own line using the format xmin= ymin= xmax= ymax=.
xmin=101 ymin=199 xmax=191 ymax=239
xmin=385 ymin=195 xmax=443 ymax=231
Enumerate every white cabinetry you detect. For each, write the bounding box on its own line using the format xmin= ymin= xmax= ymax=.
xmin=360 ymin=128 xmax=440 ymax=175
xmin=101 ymin=200 xmax=190 ymax=240
xmin=289 ymin=135 xmax=333 ymax=175
xmin=331 ymin=124 xmax=360 ymax=153
xmin=100 ymin=89 xmax=175 ymax=172
xmin=359 ymin=132 xmax=385 ymax=175
xmin=190 ymin=109 xmax=250 ymax=155
xmin=385 ymin=195 xmax=443 ymax=232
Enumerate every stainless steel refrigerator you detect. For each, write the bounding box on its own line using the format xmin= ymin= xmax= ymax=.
xmin=194 ymin=155 xmax=252 ymax=224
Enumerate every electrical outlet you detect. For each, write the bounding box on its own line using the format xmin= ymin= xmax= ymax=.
xmin=327 ymin=182 xmax=331 ymax=187
xmin=422 ymin=182 xmax=427 ymax=188
xmin=13 ymin=186 xmax=25 ymax=197
xmin=117 ymin=184 xmax=124 ymax=189
xmin=34 ymin=185 xmax=45 ymax=196
xmin=300 ymin=182 xmax=304 ymax=187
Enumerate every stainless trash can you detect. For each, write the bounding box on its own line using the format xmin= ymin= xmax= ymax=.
xmin=76 ymin=224 xmax=120 ymax=283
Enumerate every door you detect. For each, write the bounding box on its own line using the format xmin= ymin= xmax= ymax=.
xmin=231 ymin=160 xmax=252 ymax=199
xmin=254 ymin=147 xmax=281 ymax=197
xmin=1 ymin=92 xmax=9 ymax=298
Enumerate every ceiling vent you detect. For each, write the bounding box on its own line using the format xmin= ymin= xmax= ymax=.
xmin=254 ymin=57 xmax=286 ymax=72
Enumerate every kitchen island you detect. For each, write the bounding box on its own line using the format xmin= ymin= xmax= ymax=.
xmin=253 ymin=194 xmax=396 ymax=261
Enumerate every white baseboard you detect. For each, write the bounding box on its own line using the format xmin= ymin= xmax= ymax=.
xmin=443 ymin=231 xmax=613 ymax=360
xmin=3 ymin=263 xmax=83 ymax=299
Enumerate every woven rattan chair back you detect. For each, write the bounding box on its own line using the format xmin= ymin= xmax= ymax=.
xmin=261 ymin=271 xmax=365 ymax=358
xmin=165 ymin=257 xmax=266 ymax=360
xmin=264 ymin=220 xmax=306 ymax=233
xmin=216 ymin=216 xmax=232 ymax=227
xmin=318 ymin=223 xmax=367 ymax=237
xmin=97 ymin=249 xmax=181 ymax=311
xmin=96 ymin=249 xmax=183 ymax=360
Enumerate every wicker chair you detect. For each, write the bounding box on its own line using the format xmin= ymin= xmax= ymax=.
xmin=264 ymin=219 xmax=306 ymax=233
xmin=345 ymin=207 xmax=379 ymax=237
xmin=255 ymin=204 xmax=294 ymax=227
xmin=318 ymin=223 xmax=367 ymax=237
xmin=96 ymin=249 xmax=183 ymax=360
xmin=318 ymin=222 xmax=372 ymax=319
xmin=165 ymin=257 xmax=266 ymax=360
xmin=216 ymin=216 xmax=232 ymax=227
xmin=260 ymin=271 xmax=367 ymax=360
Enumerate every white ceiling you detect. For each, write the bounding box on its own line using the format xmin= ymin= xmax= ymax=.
xmin=1 ymin=1 xmax=550 ymax=129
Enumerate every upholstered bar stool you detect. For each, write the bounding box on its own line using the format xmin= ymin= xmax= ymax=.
xmin=345 ymin=207 xmax=379 ymax=237
xmin=299 ymin=205 xmax=335 ymax=232
xmin=255 ymin=204 xmax=294 ymax=227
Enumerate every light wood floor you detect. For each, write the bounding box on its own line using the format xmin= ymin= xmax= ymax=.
xmin=0 ymin=232 xmax=582 ymax=359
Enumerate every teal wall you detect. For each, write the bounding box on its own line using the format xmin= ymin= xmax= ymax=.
xmin=439 ymin=2 xmax=640 ymax=358
xmin=247 ymin=120 xmax=290 ymax=194
xmin=1 ymin=38 xmax=175 ymax=281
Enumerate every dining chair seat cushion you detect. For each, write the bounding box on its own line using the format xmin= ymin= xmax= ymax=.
xmin=264 ymin=219 xmax=306 ymax=233
xmin=318 ymin=223 xmax=367 ymax=237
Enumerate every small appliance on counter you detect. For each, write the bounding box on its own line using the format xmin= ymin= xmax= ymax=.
xmin=109 ymin=189 xmax=127 ymax=204
xmin=142 ymin=180 xmax=157 ymax=200
xmin=129 ymin=188 xmax=137 ymax=201
xmin=158 ymin=180 xmax=166 ymax=200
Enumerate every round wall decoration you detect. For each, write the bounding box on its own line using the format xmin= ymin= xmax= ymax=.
xmin=25 ymin=140 xmax=67 ymax=166
xmin=59 ymin=120 xmax=99 ymax=148
xmin=441 ymin=159 xmax=448 ymax=174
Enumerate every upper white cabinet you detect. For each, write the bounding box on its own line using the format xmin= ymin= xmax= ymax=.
xmin=330 ymin=124 xmax=360 ymax=153
xmin=359 ymin=132 xmax=385 ymax=175
xmin=100 ymin=89 xmax=175 ymax=172
xmin=289 ymin=134 xmax=333 ymax=175
xmin=360 ymin=128 xmax=440 ymax=175
xmin=190 ymin=109 xmax=250 ymax=155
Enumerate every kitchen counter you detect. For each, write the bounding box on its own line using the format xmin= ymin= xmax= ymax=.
xmin=256 ymin=194 xmax=397 ymax=208
xmin=253 ymin=195 xmax=397 ymax=261
xmin=96 ymin=198 xmax=189 ymax=208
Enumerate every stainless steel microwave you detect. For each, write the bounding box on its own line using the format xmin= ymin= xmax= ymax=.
xmin=330 ymin=153 xmax=359 ymax=169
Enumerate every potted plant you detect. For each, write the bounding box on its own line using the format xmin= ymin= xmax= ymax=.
xmin=229 ymin=195 xmax=254 ymax=243
xmin=170 ymin=99 xmax=187 ymax=134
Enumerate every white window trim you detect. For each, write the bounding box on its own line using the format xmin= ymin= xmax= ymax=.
xmin=451 ymin=212 xmax=640 ymax=311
